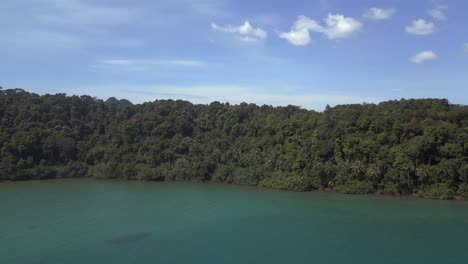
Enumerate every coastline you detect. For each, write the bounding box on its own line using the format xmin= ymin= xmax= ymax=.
xmin=2 ymin=177 xmax=466 ymax=203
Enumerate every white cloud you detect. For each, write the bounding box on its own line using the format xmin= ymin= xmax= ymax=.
xmin=405 ymin=19 xmax=436 ymax=35
xmin=97 ymin=59 xmax=207 ymax=71
xmin=279 ymin=16 xmax=322 ymax=46
xmin=323 ymin=14 xmax=363 ymax=39
xmin=364 ymin=7 xmax=396 ymax=20
xmin=211 ymin=21 xmax=267 ymax=42
xmin=410 ymin=51 xmax=437 ymax=64
xmin=279 ymin=29 xmax=312 ymax=46
xmin=428 ymin=5 xmax=448 ymax=20
xmin=280 ymin=14 xmax=362 ymax=46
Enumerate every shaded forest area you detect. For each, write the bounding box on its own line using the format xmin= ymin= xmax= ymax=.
xmin=1 ymin=88 xmax=467 ymax=199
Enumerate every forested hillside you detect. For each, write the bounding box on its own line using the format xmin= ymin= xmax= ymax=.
xmin=1 ymin=88 xmax=467 ymax=199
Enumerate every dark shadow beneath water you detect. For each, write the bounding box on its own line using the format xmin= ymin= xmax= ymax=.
xmin=108 ymin=232 xmax=152 ymax=245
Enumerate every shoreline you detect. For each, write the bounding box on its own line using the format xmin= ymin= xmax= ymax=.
xmin=2 ymin=177 xmax=466 ymax=203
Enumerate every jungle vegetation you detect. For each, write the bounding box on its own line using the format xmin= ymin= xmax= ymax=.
xmin=1 ymin=88 xmax=467 ymax=199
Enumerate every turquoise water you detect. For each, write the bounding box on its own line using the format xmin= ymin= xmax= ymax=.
xmin=1 ymin=179 xmax=468 ymax=264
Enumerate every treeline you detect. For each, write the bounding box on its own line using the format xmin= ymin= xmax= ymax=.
xmin=1 ymin=88 xmax=467 ymax=199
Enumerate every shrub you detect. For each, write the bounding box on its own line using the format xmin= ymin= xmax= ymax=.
xmin=89 ymin=163 xmax=116 ymax=179
xmin=418 ymin=183 xmax=455 ymax=200
xmin=32 ymin=165 xmax=57 ymax=180
xmin=59 ymin=161 xmax=88 ymax=178
xmin=231 ymin=167 xmax=261 ymax=186
xmin=382 ymin=183 xmax=401 ymax=195
xmin=212 ymin=164 xmax=236 ymax=183
xmin=334 ymin=181 xmax=374 ymax=195
xmin=135 ymin=164 xmax=165 ymax=181
xmin=457 ymin=184 xmax=468 ymax=199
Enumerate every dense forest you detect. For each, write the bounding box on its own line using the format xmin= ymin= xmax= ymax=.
xmin=1 ymin=88 xmax=467 ymax=199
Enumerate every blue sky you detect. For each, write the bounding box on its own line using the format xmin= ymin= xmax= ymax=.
xmin=1 ymin=0 xmax=467 ymax=110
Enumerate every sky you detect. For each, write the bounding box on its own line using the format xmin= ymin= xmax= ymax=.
xmin=1 ymin=0 xmax=467 ymax=110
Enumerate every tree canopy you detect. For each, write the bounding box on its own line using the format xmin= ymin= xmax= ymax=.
xmin=1 ymin=88 xmax=467 ymax=199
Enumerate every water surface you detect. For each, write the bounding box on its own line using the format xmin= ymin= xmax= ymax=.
xmin=1 ymin=179 xmax=467 ymax=264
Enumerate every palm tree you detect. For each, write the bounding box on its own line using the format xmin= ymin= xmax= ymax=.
xmin=366 ymin=164 xmax=382 ymax=185
xmin=415 ymin=165 xmax=430 ymax=185
xmin=458 ymin=164 xmax=468 ymax=185
xmin=401 ymin=162 xmax=415 ymax=190
xmin=351 ymin=161 xmax=366 ymax=180
xmin=323 ymin=161 xmax=335 ymax=177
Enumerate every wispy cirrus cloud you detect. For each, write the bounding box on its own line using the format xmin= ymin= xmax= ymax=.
xmin=364 ymin=7 xmax=396 ymax=20
xmin=96 ymin=59 xmax=208 ymax=71
xmin=0 ymin=0 xmax=146 ymax=52
xmin=6 ymin=29 xmax=82 ymax=48
xmin=35 ymin=0 xmax=141 ymax=30
xmin=280 ymin=14 xmax=362 ymax=46
xmin=410 ymin=51 xmax=437 ymax=64
xmin=185 ymin=0 xmax=229 ymax=17
xmin=1 ymin=0 xmax=231 ymax=52
xmin=211 ymin=21 xmax=267 ymax=42
xmin=428 ymin=5 xmax=448 ymax=20
xmin=405 ymin=19 xmax=436 ymax=35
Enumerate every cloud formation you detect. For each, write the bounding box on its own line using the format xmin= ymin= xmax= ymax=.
xmin=410 ymin=51 xmax=437 ymax=64
xmin=324 ymin=14 xmax=363 ymax=39
xmin=97 ymin=59 xmax=206 ymax=71
xmin=428 ymin=5 xmax=448 ymax=20
xmin=405 ymin=19 xmax=436 ymax=35
xmin=279 ymin=16 xmax=322 ymax=46
xmin=364 ymin=7 xmax=396 ymax=20
xmin=211 ymin=21 xmax=267 ymax=42
xmin=0 ymin=0 xmax=237 ymax=52
xmin=35 ymin=0 xmax=141 ymax=29
xmin=280 ymin=14 xmax=362 ymax=46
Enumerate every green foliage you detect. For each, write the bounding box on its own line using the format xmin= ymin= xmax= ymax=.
xmin=418 ymin=183 xmax=455 ymax=200
xmin=30 ymin=163 xmax=58 ymax=180
xmin=135 ymin=164 xmax=164 ymax=181
xmin=333 ymin=181 xmax=374 ymax=195
xmin=382 ymin=183 xmax=402 ymax=195
xmin=457 ymin=185 xmax=468 ymax=199
xmin=231 ymin=167 xmax=263 ymax=186
xmin=212 ymin=164 xmax=236 ymax=183
xmin=1 ymin=89 xmax=467 ymax=200
xmin=89 ymin=163 xmax=116 ymax=179
xmin=60 ymin=161 xmax=88 ymax=178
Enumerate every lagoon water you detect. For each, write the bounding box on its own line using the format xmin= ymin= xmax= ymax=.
xmin=1 ymin=179 xmax=468 ymax=264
